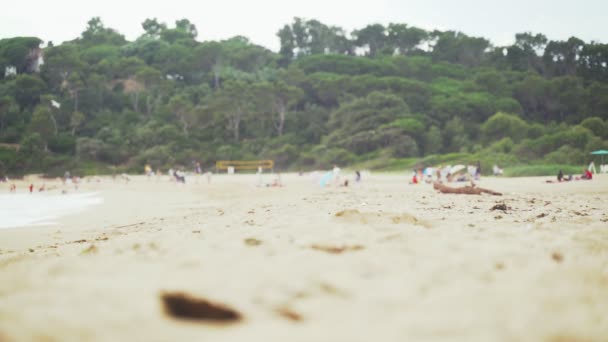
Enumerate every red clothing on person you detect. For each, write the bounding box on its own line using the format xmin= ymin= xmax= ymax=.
xmin=29 ymin=184 xmax=33 ymax=193
xmin=585 ymin=170 xmax=592 ymax=180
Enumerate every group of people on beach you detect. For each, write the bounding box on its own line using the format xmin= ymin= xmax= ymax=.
xmin=550 ymin=168 xmax=594 ymax=183
xmin=409 ymin=162 xmax=484 ymax=185
xmin=144 ymin=160 xmax=213 ymax=185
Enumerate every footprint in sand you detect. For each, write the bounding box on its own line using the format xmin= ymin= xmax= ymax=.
xmin=334 ymin=209 xmax=430 ymax=228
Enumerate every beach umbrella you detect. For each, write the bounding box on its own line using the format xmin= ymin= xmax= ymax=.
xmin=450 ymin=165 xmax=465 ymax=174
xmin=319 ymin=171 xmax=333 ymax=187
xmin=591 ymin=150 xmax=608 ymax=165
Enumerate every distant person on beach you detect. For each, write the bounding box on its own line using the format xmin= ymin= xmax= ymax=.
xmin=332 ymin=165 xmax=341 ymax=186
xmin=410 ymin=171 xmax=418 ymax=185
xmin=9 ymin=183 xmax=16 ymax=193
xmin=38 ymin=184 xmax=46 ymax=192
xmin=269 ymin=173 xmax=283 ymax=187
xmin=355 ymin=170 xmax=361 ymax=183
xmin=205 ymin=171 xmax=212 ymax=184
xmin=29 ymin=184 xmax=33 ymax=193
xmin=168 ymin=168 xmax=175 ymax=182
xmin=174 ymin=169 xmax=186 ymax=183
xmin=144 ymin=164 xmax=152 ymax=177
xmin=581 ymin=169 xmax=593 ymax=180
xmin=493 ymin=164 xmax=503 ymax=176
xmin=257 ymin=165 xmax=264 ymax=187
xmin=557 ymin=170 xmax=564 ymax=182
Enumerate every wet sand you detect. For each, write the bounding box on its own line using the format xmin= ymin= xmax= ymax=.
xmin=0 ymin=173 xmax=607 ymax=341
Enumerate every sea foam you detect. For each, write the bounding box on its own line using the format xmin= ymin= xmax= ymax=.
xmin=0 ymin=192 xmax=103 ymax=229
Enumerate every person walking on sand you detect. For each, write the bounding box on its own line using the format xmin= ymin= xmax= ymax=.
xmin=256 ymin=165 xmax=264 ymax=187
xmin=205 ymin=170 xmax=212 ymax=184
xmin=29 ymin=184 xmax=34 ymax=193
xmin=332 ymin=165 xmax=341 ymax=186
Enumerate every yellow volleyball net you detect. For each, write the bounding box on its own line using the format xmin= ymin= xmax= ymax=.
xmin=215 ymin=160 xmax=274 ymax=172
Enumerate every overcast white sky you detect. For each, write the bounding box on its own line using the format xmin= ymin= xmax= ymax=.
xmin=1 ymin=0 xmax=606 ymax=51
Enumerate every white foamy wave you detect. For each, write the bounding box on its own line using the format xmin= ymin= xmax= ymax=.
xmin=0 ymin=192 xmax=103 ymax=229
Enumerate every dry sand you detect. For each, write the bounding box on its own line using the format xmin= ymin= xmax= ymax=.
xmin=0 ymin=173 xmax=607 ymax=341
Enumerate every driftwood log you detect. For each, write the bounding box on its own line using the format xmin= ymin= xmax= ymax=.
xmin=433 ymin=182 xmax=502 ymax=196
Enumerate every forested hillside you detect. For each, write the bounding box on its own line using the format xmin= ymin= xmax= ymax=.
xmin=1 ymin=17 xmax=607 ymax=176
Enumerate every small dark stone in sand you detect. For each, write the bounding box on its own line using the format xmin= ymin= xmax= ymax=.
xmin=161 ymin=292 xmax=241 ymax=322
xmin=81 ymin=245 xmax=97 ymax=254
xmin=244 ymin=238 xmax=262 ymax=246
xmin=491 ymin=203 xmax=508 ymax=211
xmin=537 ymin=213 xmax=548 ymax=218
xmin=277 ymin=307 xmax=302 ymax=322
xmin=552 ymin=252 xmax=564 ymax=263
xmin=310 ymin=244 xmax=364 ymax=254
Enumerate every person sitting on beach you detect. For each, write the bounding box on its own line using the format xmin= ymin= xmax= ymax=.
xmin=446 ymin=172 xmax=453 ymax=183
xmin=557 ymin=170 xmax=564 ymax=182
xmin=455 ymin=174 xmax=469 ymax=182
xmin=581 ymin=169 xmax=593 ymax=180
xmin=174 ymin=169 xmax=186 ymax=184
xmin=409 ymin=172 xmax=418 ymax=185
xmin=38 ymin=184 xmax=46 ymax=192
xmin=475 ymin=161 xmax=481 ymax=180
xmin=266 ymin=173 xmax=283 ymax=187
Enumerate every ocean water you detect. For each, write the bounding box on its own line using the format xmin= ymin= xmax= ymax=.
xmin=0 ymin=192 xmax=103 ymax=229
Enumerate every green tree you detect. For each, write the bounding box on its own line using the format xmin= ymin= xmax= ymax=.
xmin=0 ymin=37 xmax=43 ymax=75
xmin=353 ymin=24 xmax=387 ymax=57
xmin=423 ymin=125 xmax=443 ymax=154
xmin=141 ymin=18 xmax=167 ymax=39
xmin=481 ymin=112 xmax=529 ymax=143
xmin=14 ymin=74 xmax=46 ymax=109
xmin=168 ymin=94 xmax=195 ymax=137
xmin=29 ymin=105 xmax=55 ymax=150
xmin=70 ymin=111 xmax=85 ymax=136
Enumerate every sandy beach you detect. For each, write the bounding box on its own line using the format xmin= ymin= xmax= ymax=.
xmin=0 ymin=173 xmax=607 ymax=341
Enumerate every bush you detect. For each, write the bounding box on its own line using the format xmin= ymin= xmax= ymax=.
xmin=579 ymin=117 xmax=607 ymax=139
xmin=0 ymin=148 xmax=18 ymax=174
xmin=481 ymin=112 xmax=529 ymax=143
xmin=487 ymin=137 xmax=514 ymax=154
xmin=504 ymin=164 xmax=583 ymax=177
xmin=48 ymin=134 xmax=76 ymax=154
xmin=264 ymin=144 xmax=299 ymax=169
xmin=543 ymin=145 xmax=586 ymax=165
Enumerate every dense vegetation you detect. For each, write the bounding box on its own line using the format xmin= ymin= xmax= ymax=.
xmin=1 ymin=17 xmax=607 ymax=176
